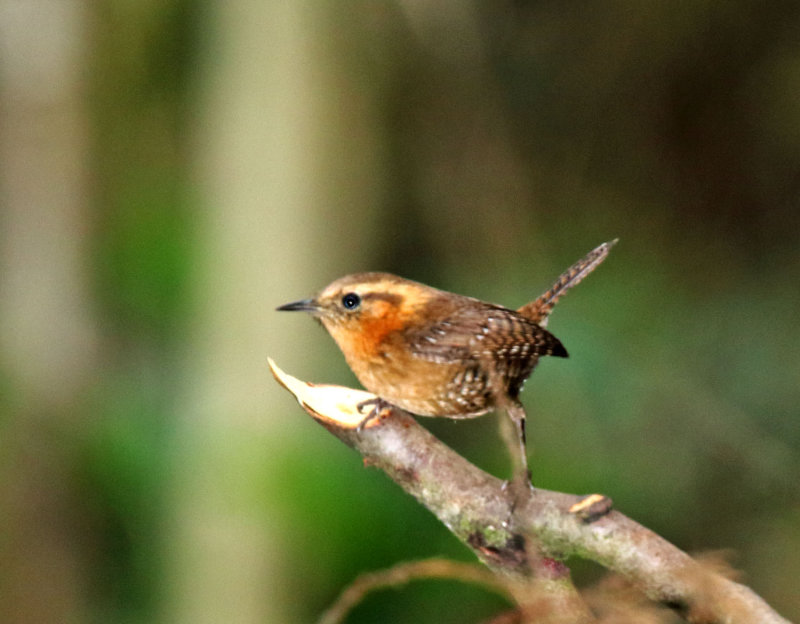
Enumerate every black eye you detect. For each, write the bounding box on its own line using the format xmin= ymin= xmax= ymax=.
xmin=341 ymin=292 xmax=361 ymax=310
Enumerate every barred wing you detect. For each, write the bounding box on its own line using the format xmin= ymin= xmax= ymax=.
xmin=406 ymin=302 xmax=567 ymax=390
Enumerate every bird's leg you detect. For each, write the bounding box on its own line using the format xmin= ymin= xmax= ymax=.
xmin=355 ymin=397 xmax=393 ymax=432
xmin=499 ymin=401 xmax=534 ymax=499
xmin=483 ymin=359 xmax=533 ymax=497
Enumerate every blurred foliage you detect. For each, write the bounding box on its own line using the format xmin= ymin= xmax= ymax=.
xmin=89 ymin=0 xmax=198 ymax=344
xmin=77 ymin=378 xmax=172 ymax=623
xmin=2 ymin=1 xmax=799 ymax=623
xmin=81 ymin=1 xmax=198 ymax=622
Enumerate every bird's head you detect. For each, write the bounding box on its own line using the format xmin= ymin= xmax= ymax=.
xmin=277 ymin=273 xmax=437 ymax=359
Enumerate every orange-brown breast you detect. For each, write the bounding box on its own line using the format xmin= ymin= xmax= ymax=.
xmin=325 ymin=297 xmax=414 ymax=370
xmin=352 ymin=299 xmax=411 ymax=361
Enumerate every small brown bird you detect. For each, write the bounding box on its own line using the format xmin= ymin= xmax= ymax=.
xmin=278 ymin=240 xmax=615 ymax=483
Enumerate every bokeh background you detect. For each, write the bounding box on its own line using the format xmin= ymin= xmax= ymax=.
xmin=1 ymin=2 xmax=799 ymax=623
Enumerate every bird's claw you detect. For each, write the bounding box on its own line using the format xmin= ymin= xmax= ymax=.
xmin=355 ymin=397 xmax=393 ymax=432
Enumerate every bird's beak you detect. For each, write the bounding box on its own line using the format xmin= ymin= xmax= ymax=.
xmin=276 ymin=298 xmax=319 ymax=313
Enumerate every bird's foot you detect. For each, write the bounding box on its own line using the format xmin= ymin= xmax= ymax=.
xmin=355 ymin=397 xmax=393 ymax=432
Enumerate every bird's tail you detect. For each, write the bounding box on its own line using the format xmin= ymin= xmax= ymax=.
xmin=517 ymin=239 xmax=618 ymax=326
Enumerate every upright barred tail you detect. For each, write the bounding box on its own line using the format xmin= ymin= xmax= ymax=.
xmin=517 ymin=239 xmax=618 ymax=326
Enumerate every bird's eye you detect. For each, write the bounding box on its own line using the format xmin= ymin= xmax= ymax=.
xmin=341 ymin=292 xmax=361 ymax=310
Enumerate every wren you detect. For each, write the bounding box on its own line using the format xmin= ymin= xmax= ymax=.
xmin=277 ymin=240 xmax=616 ymax=484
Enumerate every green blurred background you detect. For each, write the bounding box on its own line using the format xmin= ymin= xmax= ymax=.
xmin=1 ymin=2 xmax=798 ymax=623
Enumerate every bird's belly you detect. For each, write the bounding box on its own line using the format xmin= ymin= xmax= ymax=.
xmin=352 ymin=355 xmax=494 ymax=418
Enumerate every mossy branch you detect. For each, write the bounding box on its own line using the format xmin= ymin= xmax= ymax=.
xmin=269 ymin=358 xmax=790 ymax=624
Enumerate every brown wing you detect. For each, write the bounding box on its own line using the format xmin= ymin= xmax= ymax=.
xmin=405 ymin=300 xmax=567 ymax=397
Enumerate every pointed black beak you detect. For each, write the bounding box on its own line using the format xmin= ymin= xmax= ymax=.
xmin=276 ymin=298 xmax=318 ymax=313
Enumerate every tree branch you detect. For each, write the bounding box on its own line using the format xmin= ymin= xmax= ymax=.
xmin=317 ymin=558 xmax=513 ymax=624
xmin=269 ymin=358 xmax=790 ymax=624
